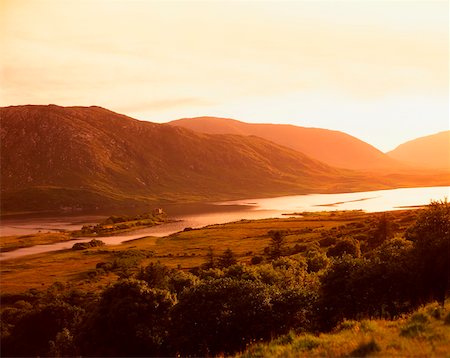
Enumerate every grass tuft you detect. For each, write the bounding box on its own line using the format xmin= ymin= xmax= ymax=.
xmin=349 ymin=338 xmax=381 ymax=357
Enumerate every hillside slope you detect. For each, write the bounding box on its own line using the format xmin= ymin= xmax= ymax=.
xmin=240 ymin=303 xmax=450 ymax=357
xmin=169 ymin=117 xmax=400 ymax=170
xmin=387 ymin=131 xmax=450 ymax=170
xmin=1 ymin=105 xmax=366 ymax=214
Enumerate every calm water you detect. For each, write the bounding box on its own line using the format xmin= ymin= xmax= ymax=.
xmin=1 ymin=186 xmax=448 ymax=261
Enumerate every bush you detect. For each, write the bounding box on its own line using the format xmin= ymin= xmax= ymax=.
xmin=327 ymin=237 xmax=360 ymax=258
xmin=72 ymin=239 xmax=104 ymax=250
xmin=444 ymin=312 xmax=450 ymax=325
xmin=250 ymin=255 xmax=264 ymax=265
xmin=79 ymin=279 xmax=175 ymax=357
xmin=305 ymin=248 xmax=329 ymax=273
xmin=400 ymin=312 xmax=429 ymax=338
xmin=350 ymin=338 xmax=381 ymax=357
xmin=170 ymin=278 xmax=274 ymax=356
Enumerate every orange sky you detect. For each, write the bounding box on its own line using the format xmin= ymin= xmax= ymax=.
xmin=0 ymin=0 xmax=448 ymax=152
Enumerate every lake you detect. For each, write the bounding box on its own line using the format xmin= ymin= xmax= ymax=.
xmin=1 ymin=185 xmax=448 ymax=261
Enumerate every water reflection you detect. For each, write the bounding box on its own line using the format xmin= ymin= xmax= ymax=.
xmin=1 ymin=186 xmax=448 ymax=261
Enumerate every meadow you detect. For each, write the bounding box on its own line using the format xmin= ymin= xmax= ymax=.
xmin=1 ymin=209 xmax=412 ymax=293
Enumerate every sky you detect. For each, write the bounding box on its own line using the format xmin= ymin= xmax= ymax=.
xmin=0 ymin=0 xmax=448 ymax=152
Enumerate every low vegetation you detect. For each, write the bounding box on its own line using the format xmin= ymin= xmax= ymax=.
xmin=0 ymin=200 xmax=448 ymax=357
xmin=240 ymin=302 xmax=450 ymax=357
xmin=0 ymin=232 xmax=72 ymax=253
xmin=73 ymin=209 xmax=169 ymax=237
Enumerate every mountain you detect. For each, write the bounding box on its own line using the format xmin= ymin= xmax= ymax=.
xmin=387 ymin=131 xmax=450 ymax=170
xmin=0 ymin=105 xmax=364 ymax=214
xmin=1 ymin=105 xmax=448 ymax=215
xmin=169 ymin=117 xmax=399 ymax=170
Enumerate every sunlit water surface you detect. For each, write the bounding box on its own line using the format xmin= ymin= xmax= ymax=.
xmin=1 ymin=186 xmax=448 ymax=261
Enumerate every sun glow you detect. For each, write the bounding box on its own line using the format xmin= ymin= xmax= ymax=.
xmin=1 ymin=0 xmax=448 ymax=151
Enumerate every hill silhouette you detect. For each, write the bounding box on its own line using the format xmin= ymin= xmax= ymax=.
xmin=1 ymin=105 xmax=448 ymax=214
xmin=169 ymin=117 xmax=399 ymax=170
xmin=0 ymin=105 xmax=360 ymax=214
xmin=387 ymin=131 xmax=450 ymax=170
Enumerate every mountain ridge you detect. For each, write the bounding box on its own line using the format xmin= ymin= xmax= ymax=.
xmin=0 ymin=105 xmax=355 ymax=214
xmin=169 ymin=116 xmax=401 ymax=170
xmin=387 ymin=131 xmax=450 ymax=170
xmin=1 ymin=105 xmax=448 ymax=215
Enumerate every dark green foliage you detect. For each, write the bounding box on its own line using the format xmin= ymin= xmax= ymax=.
xmin=350 ymin=338 xmax=381 ymax=357
xmin=202 ymin=246 xmax=216 ymax=269
xmin=79 ymin=211 xmax=166 ymax=236
xmin=367 ymin=213 xmax=394 ymax=249
xmin=170 ymin=278 xmax=274 ymax=356
xmin=327 ymin=237 xmax=361 ymax=258
xmin=109 ymin=250 xmax=149 ymax=278
xmin=137 ymin=261 xmax=172 ymax=289
xmin=270 ymin=287 xmax=319 ymax=334
xmin=267 ymin=230 xmax=287 ymax=259
xmin=79 ymin=279 xmax=176 ymax=357
xmin=137 ymin=261 xmax=199 ymax=295
xmin=400 ymin=313 xmax=429 ymax=337
xmin=218 ymin=248 xmax=237 ymax=268
xmin=305 ymin=248 xmax=330 ymax=273
xmin=444 ymin=312 xmax=450 ymax=325
xmin=2 ymin=301 xmax=84 ymax=357
xmin=320 ymin=238 xmax=418 ymax=329
xmin=250 ymin=255 xmax=264 ymax=265
xmin=406 ymin=199 xmax=450 ymax=305
xmin=72 ymin=238 xmax=105 ymax=250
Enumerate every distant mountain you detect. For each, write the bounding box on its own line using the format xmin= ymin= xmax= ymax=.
xmin=169 ymin=117 xmax=400 ymax=170
xmin=0 ymin=105 xmax=364 ymax=214
xmin=2 ymin=106 xmax=448 ymax=215
xmin=387 ymin=131 xmax=450 ymax=170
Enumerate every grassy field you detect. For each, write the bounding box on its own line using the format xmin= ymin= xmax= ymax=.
xmin=0 ymin=210 xmax=417 ymax=293
xmin=239 ymin=302 xmax=450 ymax=357
xmin=0 ymin=232 xmax=72 ymax=252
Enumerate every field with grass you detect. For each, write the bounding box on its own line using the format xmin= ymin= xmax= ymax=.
xmin=0 ymin=210 xmax=414 ymax=293
xmin=240 ymin=302 xmax=450 ymax=357
xmin=0 ymin=232 xmax=72 ymax=253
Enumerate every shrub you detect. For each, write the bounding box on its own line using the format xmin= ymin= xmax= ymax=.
xmin=350 ymin=338 xmax=381 ymax=357
xmin=170 ymin=278 xmax=273 ymax=356
xmin=327 ymin=237 xmax=360 ymax=258
xmin=72 ymin=239 xmax=105 ymax=250
xmin=444 ymin=312 xmax=450 ymax=325
xmin=250 ymin=255 xmax=264 ymax=265
xmin=400 ymin=313 xmax=429 ymax=338
xmin=79 ymin=279 xmax=175 ymax=357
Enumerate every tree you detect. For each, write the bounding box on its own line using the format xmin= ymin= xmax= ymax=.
xmin=368 ymin=213 xmax=394 ymax=249
xmin=267 ymin=230 xmax=287 ymax=259
xmin=406 ymin=199 xmax=450 ymax=305
xmin=137 ymin=261 xmax=172 ymax=289
xmin=2 ymin=301 xmax=83 ymax=357
xmin=79 ymin=279 xmax=176 ymax=357
xmin=202 ymin=246 xmax=216 ymax=269
xmin=327 ymin=237 xmax=361 ymax=258
xmin=170 ymin=278 xmax=273 ymax=356
xmin=305 ymin=248 xmax=330 ymax=273
xmin=218 ymin=248 xmax=237 ymax=268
